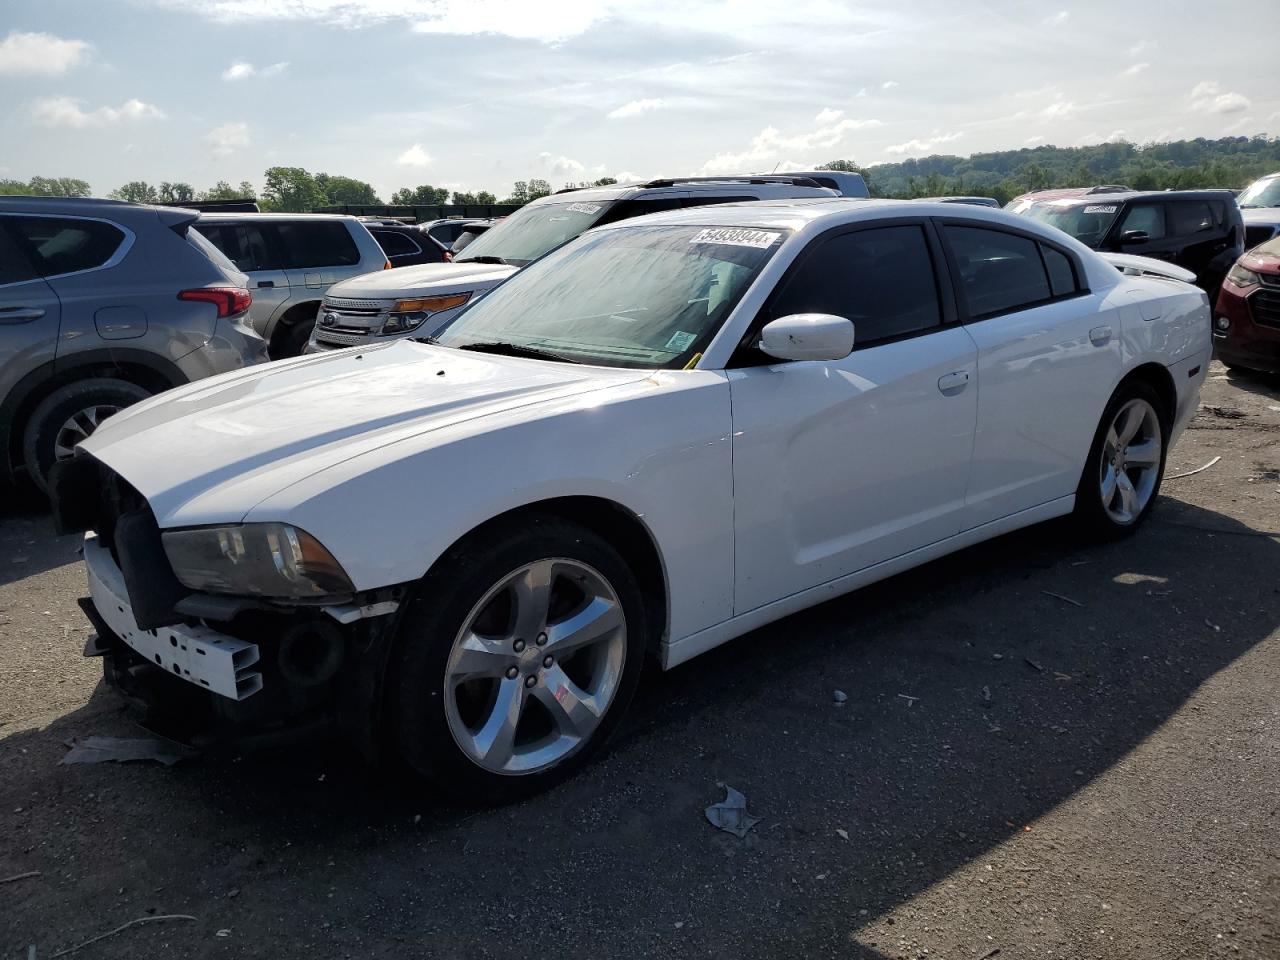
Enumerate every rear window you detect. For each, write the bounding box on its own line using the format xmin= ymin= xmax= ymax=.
xmin=0 ymin=222 xmax=40 ymax=285
xmin=372 ymin=229 xmax=421 ymax=257
xmin=273 ymin=221 xmax=361 ymax=268
xmin=1170 ymin=201 xmax=1215 ymax=236
xmin=944 ymin=225 xmax=1052 ymax=318
xmin=196 ymin=223 xmax=281 ymax=271
xmin=9 ymin=217 xmax=125 ymax=277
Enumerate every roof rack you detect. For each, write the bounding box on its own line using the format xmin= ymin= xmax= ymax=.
xmin=638 ymin=175 xmax=824 ymax=189
xmin=1086 ymin=185 xmax=1132 ymax=194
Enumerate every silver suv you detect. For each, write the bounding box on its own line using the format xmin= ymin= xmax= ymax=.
xmin=0 ymin=196 xmax=267 ymax=491
xmin=193 ymin=214 xmax=388 ymax=358
xmin=309 ymin=176 xmax=837 ymax=352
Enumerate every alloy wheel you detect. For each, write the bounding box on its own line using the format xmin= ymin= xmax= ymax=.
xmin=53 ymin=404 xmax=122 ymax=461
xmin=1099 ymin=397 xmax=1162 ymax=525
xmin=443 ymin=558 xmax=627 ymax=775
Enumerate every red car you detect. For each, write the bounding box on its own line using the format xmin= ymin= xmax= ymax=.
xmin=1214 ymin=236 xmax=1280 ymax=374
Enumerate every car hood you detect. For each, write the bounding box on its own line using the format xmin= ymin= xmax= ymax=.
xmin=81 ymin=341 xmax=647 ymax=527
xmin=326 ymin=261 xmax=517 ymax=300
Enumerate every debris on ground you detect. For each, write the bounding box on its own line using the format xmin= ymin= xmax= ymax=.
xmin=1024 ymin=658 xmax=1046 ymax=673
xmin=1 ymin=871 xmax=40 ymax=885
xmin=982 ymin=685 xmax=992 ymax=704
xmin=897 ymin=694 xmax=919 ymax=707
xmin=704 ymin=785 xmax=762 ymax=839
xmin=50 ymin=915 xmax=197 ymax=958
xmin=836 ymin=828 xmax=849 ymax=841
xmin=1042 ymin=590 xmax=1084 ymax=607
xmin=60 ymin=737 xmax=199 ymax=767
xmin=1166 ymin=455 xmax=1222 ymax=480
xmin=1205 ymin=619 xmax=1221 ymax=632
xmin=832 ymin=690 xmax=848 ymax=705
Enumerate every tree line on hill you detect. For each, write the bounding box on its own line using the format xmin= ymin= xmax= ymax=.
xmin=4 ymin=136 xmax=1276 ymax=211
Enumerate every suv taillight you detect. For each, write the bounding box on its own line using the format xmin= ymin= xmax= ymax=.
xmin=178 ymin=287 xmax=253 ymax=318
xmin=444 ymin=250 xmax=453 ymax=263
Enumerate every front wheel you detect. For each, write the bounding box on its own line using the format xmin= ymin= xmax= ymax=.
xmin=21 ymin=378 xmax=151 ymax=493
xmin=1073 ymin=380 xmax=1168 ymax=538
xmin=391 ymin=516 xmax=648 ymax=804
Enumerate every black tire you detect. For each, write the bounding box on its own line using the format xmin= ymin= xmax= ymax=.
xmin=270 ymin=315 xmax=317 ymax=360
xmin=21 ymin=378 xmax=151 ymax=493
xmin=1072 ymin=379 xmax=1169 ymax=540
xmin=391 ymin=515 xmax=648 ymax=804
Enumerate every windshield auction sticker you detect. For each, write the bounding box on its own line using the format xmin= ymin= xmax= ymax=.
xmin=689 ymin=228 xmax=782 ymax=249
xmin=564 ymin=202 xmax=603 ymax=215
xmin=1082 ymin=205 xmax=1118 ymax=214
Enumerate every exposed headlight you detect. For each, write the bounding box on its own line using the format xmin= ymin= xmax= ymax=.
xmin=380 ymin=293 xmax=472 ymax=335
xmin=161 ymin=523 xmax=354 ymax=599
xmin=1226 ymin=263 xmax=1260 ymax=288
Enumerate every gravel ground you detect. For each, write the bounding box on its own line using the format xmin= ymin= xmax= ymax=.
xmin=1 ymin=361 xmax=1278 ymax=960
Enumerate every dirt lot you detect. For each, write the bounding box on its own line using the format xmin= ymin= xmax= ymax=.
xmin=1 ymin=361 xmax=1278 ymax=960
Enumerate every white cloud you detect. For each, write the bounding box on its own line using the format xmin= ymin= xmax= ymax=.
xmin=413 ymin=0 xmax=610 ymax=42
xmin=1128 ymin=39 xmax=1155 ymax=57
xmin=881 ymin=80 xmax=899 ymax=90
xmin=1119 ymin=62 xmax=1149 ymax=78
xmin=607 ymin=98 xmax=667 ymax=120
xmin=31 ymin=96 xmax=164 ymax=128
xmin=1074 ymin=129 xmax=1127 ymax=146
xmin=397 ymin=143 xmax=433 ymax=167
xmin=614 ymin=170 xmax=642 ymax=183
xmin=1189 ymin=81 xmax=1250 ymax=115
xmin=699 ymin=110 xmax=881 ymax=174
xmin=222 ymin=60 xmax=289 ymax=80
xmin=1041 ymin=99 xmax=1076 ymax=119
xmin=0 ymin=30 xmax=90 ymax=75
xmin=1025 ymin=135 xmax=1045 ymax=145
xmin=205 ymin=121 xmax=250 ymax=157
xmin=539 ymin=152 xmax=586 ymax=177
xmin=1044 ymin=10 xmax=1068 ymax=25
xmin=884 ymin=130 xmax=963 ymax=156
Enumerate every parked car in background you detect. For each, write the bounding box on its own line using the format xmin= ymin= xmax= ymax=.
xmin=193 ymin=214 xmax=388 ymax=359
xmin=1005 ymin=185 xmax=1131 ymax=214
xmin=1213 ymin=237 xmax=1280 ymax=374
xmin=366 ymin=222 xmax=450 ymax=269
xmin=449 ymin=220 xmax=497 ymax=255
xmin=1237 ymin=172 xmax=1280 ymax=250
xmin=59 ymin=199 xmax=1209 ymax=803
xmin=1018 ymin=189 xmax=1243 ymax=298
xmin=916 ymin=196 xmax=1000 ymax=207
xmin=308 ymin=176 xmax=837 ymax=352
xmin=0 ymin=196 xmax=266 ymax=491
xmin=767 ymin=169 xmax=870 ymax=197
xmin=419 ymin=218 xmax=496 ymax=251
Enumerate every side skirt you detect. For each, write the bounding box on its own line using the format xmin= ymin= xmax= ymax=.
xmin=660 ymin=495 xmax=1075 ymax=669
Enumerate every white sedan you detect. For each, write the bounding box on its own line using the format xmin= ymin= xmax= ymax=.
xmin=57 ymin=199 xmax=1210 ymax=802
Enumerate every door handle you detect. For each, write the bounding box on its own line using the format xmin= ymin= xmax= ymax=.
xmin=1089 ymin=324 xmax=1114 ymax=345
xmin=937 ymin=370 xmax=970 ymax=394
xmin=0 ymin=307 xmax=46 ymax=324
xmin=256 ymin=280 xmax=274 ymax=289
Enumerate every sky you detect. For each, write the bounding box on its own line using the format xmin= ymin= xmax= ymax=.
xmin=1 ymin=0 xmax=1276 ymax=199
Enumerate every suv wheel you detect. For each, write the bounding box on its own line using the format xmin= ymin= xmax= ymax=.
xmin=271 ymin=316 xmax=317 ymax=360
xmin=22 ymin=378 xmax=151 ymax=492
xmin=392 ymin=516 xmax=648 ymax=804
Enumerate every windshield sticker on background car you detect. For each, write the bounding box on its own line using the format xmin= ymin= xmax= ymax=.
xmin=664 ymin=330 xmax=698 ymax=352
xmin=689 ymin=228 xmax=782 ymax=249
xmin=564 ymin=202 xmax=603 ymax=215
xmin=1083 ymin=205 xmax=1118 ymax=214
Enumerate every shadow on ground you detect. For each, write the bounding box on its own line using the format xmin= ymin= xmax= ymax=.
xmin=2 ymin=497 xmax=1278 ymax=959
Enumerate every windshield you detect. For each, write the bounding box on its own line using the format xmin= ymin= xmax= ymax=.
xmin=1238 ymin=177 xmax=1280 ymax=209
xmin=453 ymin=198 xmax=617 ymax=266
xmin=1024 ymin=201 xmax=1121 ymax=247
xmin=435 ymin=224 xmax=787 ymax=369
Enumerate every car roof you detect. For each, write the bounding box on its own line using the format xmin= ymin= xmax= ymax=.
xmin=533 ymin=179 xmax=834 ymax=205
xmin=1040 ymin=189 xmax=1237 ymax=207
xmin=197 ymin=212 xmax=358 ymax=223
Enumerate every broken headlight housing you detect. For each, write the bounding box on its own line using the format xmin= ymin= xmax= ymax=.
xmin=380 ymin=294 xmax=472 ymax=335
xmin=161 ymin=523 xmax=354 ymax=599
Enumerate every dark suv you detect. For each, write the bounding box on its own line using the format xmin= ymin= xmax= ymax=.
xmin=1020 ymin=190 xmax=1243 ymax=298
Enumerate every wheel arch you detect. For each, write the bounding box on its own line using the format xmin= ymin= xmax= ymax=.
xmin=1 ymin=351 xmax=184 ymax=482
xmin=267 ymin=299 xmax=321 ymax=353
xmin=1117 ymin=360 xmax=1177 ymax=429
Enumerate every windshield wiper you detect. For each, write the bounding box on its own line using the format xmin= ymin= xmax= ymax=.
xmin=456 ymin=341 xmax=582 ymax=364
xmin=456 ymin=255 xmax=508 ymax=265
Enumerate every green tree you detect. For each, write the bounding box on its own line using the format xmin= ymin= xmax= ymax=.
xmin=109 ymin=181 xmax=160 ymax=203
xmin=199 ymin=180 xmax=256 ymax=201
xmin=314 ymin=173 xmax=380 ymax=205
xmin=0 ymin=179 xmax=34 ymax=196
xmin=157 ymin=182 xmax=195 ymax=204
xmin=262 ymin=166 xmax=325 ymax=212
xmin=27 ymin=176 xmax=91 ymax=197
xmin=391 ymin=184 xmax=451 ymax=205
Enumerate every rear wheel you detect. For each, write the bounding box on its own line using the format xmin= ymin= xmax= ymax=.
xmin=1073 ymin=380 xmax=1168 ymax=538
xmin=21 ymin=378 xmax=151 ymax=493
xmin=391 ymin=516 xmax=647 ymax=804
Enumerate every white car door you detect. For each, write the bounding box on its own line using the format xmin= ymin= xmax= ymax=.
xmin=937 ymin=222 xmax=1123 ymax=529
xmin=728 ymin=221 xmax=978 ymax=614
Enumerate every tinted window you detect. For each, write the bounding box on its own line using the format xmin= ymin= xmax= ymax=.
xmin=1118 ymin=204 xmax=1166 ymax=241
xmin=596 ymin=197 xmax=684 ymax=226
xmin=770 ymin=225 xmax=941 ymax=344
xmin=372 ymin=229 xmax=420 ymax=257
xmin=1041 ymin=244 xmax=1077 ymax=297
xmin=0 ymin=223 xmax=40 ymax=285
xmin=1170 ymin=201 xmax=1215 ymax=236
xmin=274 ymin=221 xmax=361 ymax=268
xmin=427 ymin=222 xmax=467 ymax=244
xmin=11 ymin=217 xmax=125 ymax=277
xmin=945 ymin=225 xmax=1051 ymax=317
xmin=681 ymin=196 xmax=755 ymax=208
xmin=196 ymin=224 xmax=280 ymax=271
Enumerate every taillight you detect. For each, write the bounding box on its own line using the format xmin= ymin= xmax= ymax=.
xmin=444 ymin=250 xmax=453 ymax=262
xmin=383 ymin=260 xmax=393 ymax=270
xmin=178 ymin=287 xmax=253 ymax=318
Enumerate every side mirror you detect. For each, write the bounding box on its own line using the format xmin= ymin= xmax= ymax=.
xmin=1120 ymin=229 xmax=1149 ymax=244
xmin=758 ymin=313 xmax=854 ymax=362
